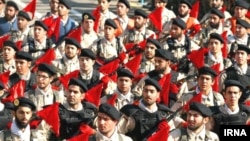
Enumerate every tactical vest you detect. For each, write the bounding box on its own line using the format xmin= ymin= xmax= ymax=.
xmin=78 ymin=69 xmax=100 ymax=90
xmin=178 ymin=128 xmax=212 ymax=141
xmin=28 ymin=38 xmax=53 ymax=54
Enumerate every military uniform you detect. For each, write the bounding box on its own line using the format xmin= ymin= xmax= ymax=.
xmin=81 ymin=30 xmax=99 ymax=49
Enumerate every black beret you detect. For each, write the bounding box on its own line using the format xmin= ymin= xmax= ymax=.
xmin=3 ymin=40 xmax=18 ymax=51
xmin=179 ymin=0 xmax=192 ymax=9
xmin=134 ymin=9 xmax=148 ymax=18
xmin=189 ymin=102 xmax=212 ymax=117
xmin=236 ymin=44 xmax=250 ymax=54
xmin=68 ymin=78 xmax=88 ymax=92
xmin=13 ymin=97 xmax=36 ymax=111
xmin=79 ymin=48 xmax=96 ymax=60
xmin=147 ymin=38 xmax=161 ymax=49
xmin=82 ymin=12 xmax=95 ymax=21
xmin=155 ymin=49 xmax=174 ymax=61
xmin=209 ymin=33 xmax=224 ymax=44
xmin=37 ymin=63 xmax=57 ymax=76
xmin=99 ymin=103 xmax=121 ymax=120
xmin=144 ymin=78 xmax=162 ymax=91
xmin=17 ymin=11 xmax=31 ymax=21
xmin=224 ymin=80 xmax=244 ymax=91
xmin=65 ymin=38 xmax=81 ymax=48
xmin=210 ymin=8 xmax=225 ymax=19
xmin=236 ymin=19 xmax=250 ymax=29
xmin=6 ymin=1 xmax=18 ymax=10
xmin=15 ymin=51 xmax=33 ymax=61
xmin=59 ymin=0 xmax=71 ymax=9
xmin=118 ymin=0 xmax=130 ymax=9
xmin=0 ymin=81 xmax=4 ymax=90
xmin=198 ymin=66 xmax=217 ymax=77
xmin=172 ymin=18 xmax=186 ymax=29
xmin=104 ymin=19 xmax=117 ymax=29
xmin=117 ymin=68 xmax=134 ymax=78
xmin=34 ymin=21 xmax=48 ymax=31
xmin=235 ymin=0 xmax=249 ymax=9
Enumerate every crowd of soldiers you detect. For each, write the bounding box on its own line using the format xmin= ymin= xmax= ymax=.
xmin=0 ymin=0 xmax=249 ymax=140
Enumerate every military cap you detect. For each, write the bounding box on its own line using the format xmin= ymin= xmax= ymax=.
xmin=104 ymin=19 xmax=117 ymax=29
xmin=34 ymin=21 xmax=48 ymax=31
xmin=210 ymin=8 xmax=225 ymax=19
xmin=59 ymin=0 xmax=71 ymax=9
xmin=224 ymin=80 xmax=244 ymax=91
xmin=118 ymin=0 xmax=130 ymax=9
xmin=209 ymin=33 xmax=224 ymax=44
xmin=99 ymin=103 xmax=121 ymax=120
xmin=15 ymin=51 xmax=33 ymax=61
xmin=236 ymin=44 xmax=250 ymax=54
xmin=144 ymin=78 xmax=162 ymax=91
xmin=3 ymin=40 xmax=18 ymax=51
xmin=172 ymin=18 xmax=186 ymax=30
xmin=68 ymin=78 xmax=88 ymax=92
xmin=17 ymin=11 xmax=31 ymax=21
xmin=179 ymin=0 xmax=192 ymax=9
xmin=147 ymin=38 xmax=161 ymax=49
xmin=6 ymin=1 xmax=18 ymax=10
xmin=236 ymin=19 xmax=250 ymax=29
xmin=189 ymin=102 xmax=212 ymax=117
xmin=82 ymin=12 xmax=95 ymax=21
xmin=134 ymin=9 xmax=148 ymax=18
xmin=235 ymin=0 xmax=249 ymax=9
xmin=37 ymin=63 xmax=57 ymax=76
xmin=79 ymin=48 xmax=96 ymax=60
xmin=155 ymin=48 xmax=174 ymax=61
xmin=13 ymin=97 xmax=36 ymax=111
xmin=117 ymin=68 xmax=134 ymax=78
xmin=198 ymin=66 xmax=217 ymax=77
xmin=65 ymin=38 xmax=81 ymax=48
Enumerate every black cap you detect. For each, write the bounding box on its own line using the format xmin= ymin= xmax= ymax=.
xmin=134 ymin=9 xmax=148 ymax=18
xmin=155 ymin=49 xmax=174 ymax=61
xmin=6 ymin=1 xmax=18 ymax=11
xmin=3 ymin=40 xmax=18 ymax=51
xmin=34 ymin=21 xmax=48 ymax=31
xmin=179 ymin=0 xmax=192 ymax=9
xmin=237 ymin=44 xmax=250 ymax=54
xmin=235 ymin=0 xmax=249 ymax=9
xmin=15 ymin=51 xmax=33 ymax=61
xmin=104 ymin=19 xmax=117 ymax=29
xmin=117 ymin=68 xmax=134 ymax=78
xmin=13 ymin=97 xmax=36 ymax=111
xmin=37 ymin=63 xmax=57 ymax=76
xmin=144 ymin=78 xmax=162 ymax=91
xmin=82 ymin=12 xmax=95 ymax=21
xmin=224 ymin=80 xmax=244 ymax=91
xmin=172 ymin=18 xmax=186 ymax=30
xmin=65 ymin=38 xmax=81 ymax=48
xmin=209 ymin=33 xmax=224 ymax=44
xmin=17 ymin=11 xmax=31 ymax=21
xmin=59 ymin=0 xmax=71 ymax=9
xmin=147 ymin=38 xmax=161 ymax=49
xmin=198 ymin=66 xmax=217 ymax=78
xmin=189 ymin=102 xmax=212 ymax=117
xmin=99 ymin=103 xmax=121 ymax=120
xmin=118 ymin=0 xmax=130 ymax=9
xmin=68 ymin=78 xmax=88 ymax=92
xmin=236 ymin=19 xmax=250 ymax=29
xmin=79 ymin=48 xmax=96 ymax=60
xmin=210 ymin=8 xmax=225 ymax=19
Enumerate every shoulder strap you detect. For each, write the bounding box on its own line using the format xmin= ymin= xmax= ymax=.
xmin=185 ymin=36 xmax=191 ymax=53
xmin=247 ymin=34 xmax=250 ymax=46
xmin=116 ymin=37 xmax=122 ymax=54
xmin=97 ymin=39 xmax=102 ymax=57
xmin=3 ymin=130 xmax=13 ymax=141
xmin=180 ymin=128 xmax=188 ymax=141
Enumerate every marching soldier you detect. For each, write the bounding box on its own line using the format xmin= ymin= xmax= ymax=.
xmin=41 ymin=0 xmax=59 ymax=19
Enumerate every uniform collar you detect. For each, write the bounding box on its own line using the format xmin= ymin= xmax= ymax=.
xmin=96 ymin=127 xmax=118 ymax=141
xmin=187 ymin=125 xmax=206 ymax=140
xmin=63 ymin=102 xmax=83 ymax=111
xmin=138 ymin=99 xmax=158 ymax=113
xmin=224 ymin=104 xmax=240 ymax=114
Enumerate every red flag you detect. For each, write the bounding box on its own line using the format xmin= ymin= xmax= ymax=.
xmin=0 ymin=71 xmax=10 ymax=90
xmin=99 ymin=59 xmax=120 ymax=75
xmin=183 ymin=92 xmax=202 ymax=111
xmin=85 ymin=83 xmax=103 ymax=107
xmin=1 ymin=80 xmax=26 ymax=103
xmin=67 ymin=26 xmax=82 ymax=43
xmin=92 ymin=6 xmax=101 ymax=33
xmin=37 ymin=103 xmax=60 ymax=137
xmin=0 ymin=34 xmax=10 ymax=48
xmin=15 ymin=40 xmax=23 ymax=51
xmin=148 ymin=7 xmax=163 ymax=32
xmin=147 ymin=120 xmax=170 ymax=141
xmin=188 ymin=48 xmax=208 ymax=69
xmin=107 ymin=93 xmax=118 ymax=106
xmin=52 ymin=17 xmax=61 ymax=42
xmin=124 ymin=43 xmax=135 ymax=51
xmin=23 ymin=0 xmax=36 ymax=19
xmin=158 ymin=73 xmax=171 ymax=105
xmin=246 ymin=10 xmax=250 ymax=19
xmin=211 ymin=63 xmax=220 ymax=92
xmin=67 ymin=124 xmax=94 ymax=141
xmin=42 ymin=16 xmax=56 ymax=38
xmin=190 ymin=0 xmax=200 ymax=19
xmin=221 ymin=31 xmax=228 ymax=58
xmin=187 ymin=24 xmax=201 ymax=38
xmin=59 ymin=70 xmax=80 ymax=89
xmin=124 ymin=53 xmax=142 ymax=75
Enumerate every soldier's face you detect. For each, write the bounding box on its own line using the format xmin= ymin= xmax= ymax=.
xmin=82 ymin=19 xmax=94 ymax=33
xmin=79 ymin=56 xmax=95 ymax=72
xmin=154 ymin=57 xmax=169 ymax=74
xmin=58 ymin=4 xmax=69 ymax=16
xmin=234 ymin=6 xmax=247 ymax=18
xmin=142 ymin=85 xmax=159 ymax=105
xmin=208 ymin=39 xmax=223 ymax=54
xmin=170 ymin=25 xmax=183 ymax=39
xmin=50 ymin=0 xmax=59 ymax=13
xmin=116 ymin=2 xmax=129 ymax=16
xmin=14 ymin=106 xmax=33 ymax=129
xmin=36 ymin=71 xmax=52 ymax=89
xmin=198 ymin=74 xmax=214 ymax=92
xmin=17 ymin=17 xmax=29 ymax=30
xmin=104 ymin=25 xmax=116 ymax=40
xmin=66 ymin=85 xmax=84 ymax=106
xmin=134 ymin=16 xmax=146 ymax=30
xmin=178 ymin=4 xmax=190 ymax=18
xmin=117 ymin=77 xmax=132 ymax=94
xmin=5 ymin=6 xmax=17 ymax=21
xmin=154 ymin=0 xmax=166 ymax=8
xmin=209 ymin=0 xmax=223 ymax=8
xmin=98 ymin=0 xmax=110 ymax=12
xmin=209 ymin=14 xmax=220 ymax=28
xmin=34 ymin=26 xmax=47 ymax=41
xmin=235 ymin=50 xmax=248 ymax=65
xmin=223 ymin=86 xmax=242 ymax=106
xmin=65 ymin=45 xmax=80 ymax=59
xmin=144 ymin=42 xmax=157 ymax=59
xmin=3 ymin=46 xmax=16 ymax=61
xmin=97 ymin=112 xmax=117 ymax=135
xmin=15 ymin=59 xmax=31 ymax=75
xmin=235 ymin=24 xmax=247 ymax=38
xmin=187 ymin=110 xmax=208 ymax=131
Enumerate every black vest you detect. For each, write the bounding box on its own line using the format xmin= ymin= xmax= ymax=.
xmin=78 ymin=69 xmax=101 ymax=90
